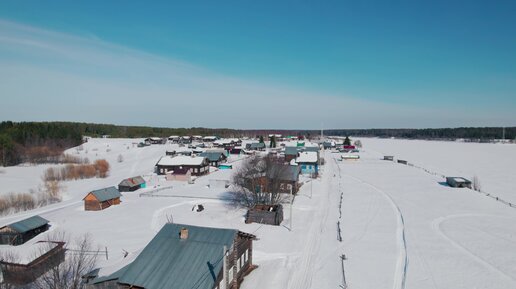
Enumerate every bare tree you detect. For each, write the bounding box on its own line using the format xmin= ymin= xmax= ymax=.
xmin=472 ymin=175 xmax=482 ymax=191
xmin=231 ymin=155 xmax=291 ymax=208
xmin=33 ymin=232 xmax=99 ymax=289
xmin=117 ymin=154 xmax=124 ymax=163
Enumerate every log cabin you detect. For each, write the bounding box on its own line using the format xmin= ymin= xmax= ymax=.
xmin=83 ymin=187 xmax=122 ymax=211
xmin=84 ymin=224 xmax=257 ymax=289
xmin=199 ymin=151 xmax=228 ymax=167
xmin=156 ymin=155 xmax=209 ymax=176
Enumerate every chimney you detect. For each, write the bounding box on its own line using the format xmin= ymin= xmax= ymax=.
xmin=179 ymin=227 xmax=189 ymax=240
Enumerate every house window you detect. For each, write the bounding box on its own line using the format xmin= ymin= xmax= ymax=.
xmin=237 ymin=257 xmax=242 ymax=272
xmin=228 ymin=266 xmax=234 ymax=281
xmin=244 ymin=249 xmax=248 ymax=263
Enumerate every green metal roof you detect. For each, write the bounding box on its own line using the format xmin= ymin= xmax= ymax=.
xmin=88 ymin=187 xmax=121 ymax=202
xmin=199 ymin=152 xmax=226 ymax=162
xmin=6 ymin=215 xmax=49 ymax=233
xmin=285 ymin=147 xmax=300 ymax=156
xmin=117 ymin=223 xmax=238 ymax=289
xmin=303 ymin=146 xmax=320 ymax=152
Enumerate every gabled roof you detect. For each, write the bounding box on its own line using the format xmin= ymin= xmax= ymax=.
xmin=118 ymin=176 xmax=145 ymax=187
xmin=157 ymin=156 xmax=208 ymax=166
xmin=284 ymin=147 xmax=300 ymax=156
xmin=271 ymin=165 xmax=300 ymax=182
xmin=296 ymin=151 xmax=318 ymax=163
xmin=86 ymin=187 xmax=121 ymax=202
xmin=303 ymin=146 xmax=320 ymax=152
xmin=115 ymin=224 xmax=250 ymax=289
xmin=4 ymin=215 xmax=49 ymax=233
xmin=199 ymin=152 xmax=226 ymax=162
xmin=250 ymin=142 xmax=266 ymax=149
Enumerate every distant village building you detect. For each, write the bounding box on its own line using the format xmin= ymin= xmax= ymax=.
xmin=118 ymin=176 xmax=146 ymax=192
xmin=85 ymin=223 xmax=257 ymax=289
xmin=179 ymin=136 xmax=192 ymax=144
xmin=0 ymin=216 xmax=50 ymax=246
xmin=203 ymin=136 xmax=218 ymax=142
xmin=384 ymin=156 xmax=394 ymax=161
xmin=168 ymin=136 xmax=180 ymax=143
xmin=199 ymin=151 xmax=228 ymax=167
xmin=341 ymin=154 xmax=360 ymax=160
xmin=165 ymin=150 xmax=176 ymax=156
xmin=0 ymin=241 xmax=66 ymax=285
xmin=295 ymin=151 xmax=319 ymax=175
xmin=156 ymin=155 xmax=209 ymax=176
xmin=83 ymin=187 xmax=122 ymax=211
xmin=397 ymin=159 xmax=408 ymax=165
xmin=446 ymin=177 xmax=472 ymax=188
xmin=144 ymin=137 xmax=165 ymax=145
xmin=246 ymin=142 xmax=266 ymax=151
xmin=284 ymin=147 xmax=300 ymax=162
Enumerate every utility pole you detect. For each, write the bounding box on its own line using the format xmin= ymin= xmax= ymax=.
xmin=503 ymin=127 xmax=506 ymax=141
xmin=222 ymin=246 xmax=228 ymax=289
xmin=290 ymin=186 xmax=293 ymax=231
xmin=340 ymin=254 xmax=347 ymax=288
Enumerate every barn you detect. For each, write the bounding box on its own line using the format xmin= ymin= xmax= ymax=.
xmin=446 ymin=177 xmax=472 ymax=188
xmin=118 ymin=176 xmax=146 ymax=192
xmin=85 ymin=224 xmax=257 ymax=289
xmin=0 ymin=216 xmax=50 ymax=246
xmin=246 ymin=204 xmax=284 ymax=226
xmin=83 ymin=187 xmax=122 ymax=211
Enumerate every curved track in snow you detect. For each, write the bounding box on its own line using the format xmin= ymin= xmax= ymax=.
xmin=343 ymin=174 xmax=408 ymax=289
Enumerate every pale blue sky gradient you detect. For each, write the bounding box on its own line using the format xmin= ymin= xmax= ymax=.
xmin=0 ymin=1 xmax=515 ymax=129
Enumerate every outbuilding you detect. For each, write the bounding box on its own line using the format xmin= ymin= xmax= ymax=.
xmin=246 ymin=204 xmax=284 ymax=226
xmin=446 ymin=177 xmax=472 ymax=188
xmin=83 ymin=187 xmax=122 ymax=211
xmin=0 ymin=216 xmax=50 ymax=246
xmin=118 ymin=176 xmax=146 ymax=192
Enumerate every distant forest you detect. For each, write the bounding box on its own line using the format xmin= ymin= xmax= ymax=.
xmin=0 ymin=121 xmax=514 ymax=166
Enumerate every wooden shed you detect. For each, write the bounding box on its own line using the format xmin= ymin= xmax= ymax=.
xmin=245 ymin=204 xmax=284 ymax=226
xmin=397 ymin=159 xmax=408 ymax=165
xmin=384 ymin=156 xmax=394 ymax=161
xmin=0 ymin=241 xmax=65 ymax=285
xmin=83 ymin=187 xmax=122 ymax=211
xmin=446 ymin=177 xmax=472 ymax=188
xmin=0 ymin=215 xmax=50 ymax=246
xmin=118 ymin=176 xmax=146 ymax=192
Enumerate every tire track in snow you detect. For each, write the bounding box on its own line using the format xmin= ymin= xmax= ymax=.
xmin=344 ymin=174 xmax=408 ymax=289
xmin=431 ymin=214 xmax=516 ymax=284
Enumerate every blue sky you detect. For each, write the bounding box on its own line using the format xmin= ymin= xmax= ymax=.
xmin=0 ymin=0 xmax=515 ymax=129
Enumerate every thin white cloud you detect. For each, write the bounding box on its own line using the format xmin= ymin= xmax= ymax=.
xmin=0 ymin=19 xmax=512 ymax=129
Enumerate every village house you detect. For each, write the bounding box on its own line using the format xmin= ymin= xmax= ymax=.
xmin=84 ymin=223 xmax=257 ymax=289
xmin=156 ymin=155 xmax=209 ymax=176
xmin=168 ymin=135 xmax=180 ymax=143
xmin=203 ymin=136 xmax=218 ymax=142
xmin=83 ymin=187 xmax=122 ymax=211
xmin=199 ymin=151 xmax=228 ymax=167
xmin=118 ymin=176 xmax=146 ymax=192
xmin=179 ymin=136 xmax=192 ymax=144
xmin=0 ymin=241 xmax=66 ymax=285
xmin=165 ymin=150 xmax=176 ymax=156
xmin=295 ymin=151 xmax=319 ymax=175
xmin=246 ymin=204 xmax=284 ymax=226
xmin=144 ymin=137 xmax=165 ymax=145
xmin=284 ymin=146 xmax=300 ymax=162
xmin=0 ymin=216 xmax=50 ymax=246
xmin=246 ymin=142 xmax=266 ymax=151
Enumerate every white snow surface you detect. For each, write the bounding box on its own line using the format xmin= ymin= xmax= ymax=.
xmin=0 ymin=138 xmax=515 ymax=289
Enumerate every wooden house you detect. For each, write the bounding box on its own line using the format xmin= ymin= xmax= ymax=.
xmin=284 ymin=147 xmax=300 ymax=162
xmin=246 ymin=204 xmax=284 ymax=226
xmin=199 ymin=151 xmax=228 ymax=167
xmin=156 ymin=155 xmax=209 ymax=176
xmin=168 ymin=135 xmax=180 ymax=143
xmin=397 ymin=159 xmax=408 ymax=165
xmin=0 ymin=241 xmax=65 ymax=285
xmin=118 ymin=176 xmax=146 ymax=192
xmin=165 ymin=150 xmax=177 ymax=156
xmin=83 ymin=187 xmax=122 ymax=211
xmin=229 ymin=146 xmax=243 ymax=155
xmin=144 ymin=137 xmax=165 ymax=145
xmin=247 ymin=142 xmax=266 ymax=151
xmin=85 ymin=224 xmax=257 ymax=289
xmin=446 ymin=177 xmax=472 ymax=188
xmin=295 ymin=151 xmax=319 ymax=175
xmin=0 ymin=216 xmax=49 ymax=246
xmin=384 ymin=156 xmax=394 ymax=161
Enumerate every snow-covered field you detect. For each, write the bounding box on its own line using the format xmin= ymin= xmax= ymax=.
xmin=1 ymin=138 xmax=515 ymax=289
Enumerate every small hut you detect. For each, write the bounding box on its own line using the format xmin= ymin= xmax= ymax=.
xmin=118 ymin=176 xmax=146 ymax=192
xmin=0 ymin=216 xmax=50 ymax=246
xmin=397 ymin=159 xmax=408 ymax=165
xmin=446 ymin=177 xmax=472 ymax=188
xmin=384 ymin=156 xmax=394 ymax=161
xmin=245 ymin=204 xmax=284 ymax=226
xmin=83 ymin=187 xmax=122 ymax=211
xmin=0 ymin=241 xmax=65 ymax=285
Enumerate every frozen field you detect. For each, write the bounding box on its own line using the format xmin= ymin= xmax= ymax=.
xmin=0 ymin=138 xmax=515 ymax=289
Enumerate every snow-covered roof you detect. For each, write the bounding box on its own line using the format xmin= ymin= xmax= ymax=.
xmin=157 ymin=156 xmax=207 ymax=166
xmin=296 ymin=151 xmax=318 ymax=163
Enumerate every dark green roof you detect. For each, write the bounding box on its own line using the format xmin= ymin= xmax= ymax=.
xmin=6 ymin=215 xmax=49 ymax=233
xmin=199 ymin=152 xmax=226 ymax=162
xmin=88 ymin=187 xmax=121 ymax=202
xmin=285 ymin=147 xmax=300 ymax=156
xmin=250 ymin=143 xmax=266 ymax=149
xmin=303 ymin=146 xmax=320 ymax=152
xmin=117 ymin=223 xmax=238 ymax=289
